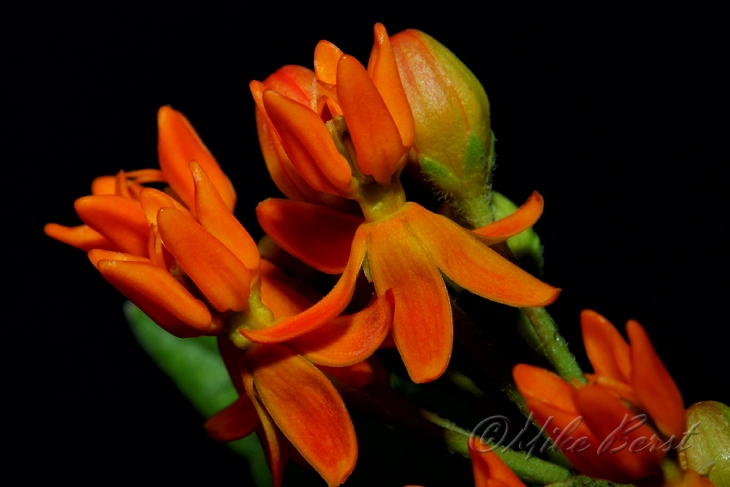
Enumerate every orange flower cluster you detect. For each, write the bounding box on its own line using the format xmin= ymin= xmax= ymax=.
xmin=45 ymin=21 xmax=710 ymax=487
xmin=514 ymin=310 xmax=690 ymax=485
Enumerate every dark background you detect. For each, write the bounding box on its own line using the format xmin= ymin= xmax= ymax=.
xmin=5 ymin=1 xmax=728 ymax=485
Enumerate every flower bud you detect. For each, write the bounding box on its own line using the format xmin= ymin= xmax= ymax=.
xmin=391 ymin=29 xmax=493 ymax=225
xmin=679 ymin=401 xmax=730 ymax=486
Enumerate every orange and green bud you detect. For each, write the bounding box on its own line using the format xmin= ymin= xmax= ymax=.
xmin=679 ymin=401 xmax=730 ymax=486
xmin=391 ymin=29 xmax=494 ymax=227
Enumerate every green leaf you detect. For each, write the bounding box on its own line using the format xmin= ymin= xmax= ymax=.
xmin=124 ymin=301 xmax=272 ymax=487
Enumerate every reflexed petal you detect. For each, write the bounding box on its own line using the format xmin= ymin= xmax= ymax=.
xmin=44 ymin=223 xmax=116 ymax=252
xmin=318 ymin=361 xmax=374 ymax=389
xmin=403 ymin=203 xmax=559 ymax=307
xmin=256 ymin=198 xmax=362 ymax=274
xmin=91 ymin=175 xmax=116 ymax=195
xmin=367 ymin=215 xmax=451 ymax=383
xmin=288 ymin=289 xmax=394 ymax=367
xmin=138 ymin=187 xmax=190 ymax=225
xmin=191 ymin=161 xmax=260 ymax=270
xmin=97 ymin=259 xmax=215 ymax=336
xmin=575 ymin=385 xmax=664 ymax=481
xmin=468 ymin=437 xmax=525 ymax=487
xmin=314 ymin=40 xmax=343 ymax=85
xmin=580 ymin=310 xmax=631 ymax=383
xmin=337 ymin=54 xmax=405 ymax=185
xmin=262 ymin=90 xmax=353 ymax=195
xmin=242 ymin=366 xmax=286 ymax=487
xmin=472 ymin=192 xmax=544 ymax=244
xmin=247 ymin=344 xmax=357 ymax=487
xmin=157 ymin=106 xmax=236 ymax=212
xmin=204 ymin=395 xmax=259 ymax=442
xmin=627 ymin=320 xmax=685 ymax=440
xmin=242 ymin=227 xmax=367 ymax=343
xmin=158 ymin=207 xmax=252 ymax=312
xmin=367 ymin=23 xmax=415 ymax=148
xmin=74 ymin=195 xmax=150 ymax=256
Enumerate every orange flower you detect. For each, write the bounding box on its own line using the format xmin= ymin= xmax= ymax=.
xmin=513 ymin=310 xmax=686 ymax=484
xmin=469 ymin=437 xmax=526 ymax=487
xmin=247 ymin=23 xmax=558 ymax=383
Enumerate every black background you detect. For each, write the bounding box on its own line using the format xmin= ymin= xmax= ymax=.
xmin=5 ymin=1 xmax=728 ymax=485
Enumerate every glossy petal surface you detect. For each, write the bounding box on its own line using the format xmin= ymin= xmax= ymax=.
xmin=256 ymin=198 xmax=362 ymax=274
xmin=44 ymin=223 xmax=116 ymax=252
xmin=404 ymin=203 xmax=559 ymax=307
xmin=367 ymin=214 xmax=452 ymax=383
xmin=74 ymin=195 xmax=150 ymax=256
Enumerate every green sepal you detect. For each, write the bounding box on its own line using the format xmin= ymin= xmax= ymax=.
xmin=492 ymin=191 xmax=544 ymax=273
xmin=124 ymin=302 xmax=272 ymax=487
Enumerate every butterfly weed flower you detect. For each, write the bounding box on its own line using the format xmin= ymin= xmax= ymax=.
xmin=248 ymin=23 xmax=559 ymax=383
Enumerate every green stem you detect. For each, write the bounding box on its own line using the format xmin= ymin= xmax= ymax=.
xmin=330 ymin=376 xmax=571 ymax=485
xmin=519 ymin=307 xmax=586 ymax=385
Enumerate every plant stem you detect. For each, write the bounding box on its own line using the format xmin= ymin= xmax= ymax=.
xmin=519 ymin=307 xmax=586 ymax=385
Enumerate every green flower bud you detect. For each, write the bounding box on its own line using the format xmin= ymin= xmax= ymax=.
xmin=679 ymin=401 xmax=730 ymax=486
xmin=391 ymin=29 xmax=494 ymax=227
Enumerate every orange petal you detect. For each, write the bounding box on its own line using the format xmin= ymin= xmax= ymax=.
xmin=247 ymin=344 xmax=357 ymax=487
xmin=204 ymin=395 xmax=259 ymax=442
xmin=318 ymin=361 xmax=374 ymax=389
xmin=157 ymin=207 xmax=252 ymax=312
xmin=367 ymin=23 xmax=415 ymax=148
xmin=472 ymin=192 xmax=544 ymax=244
xmin=367 ymin=215 xmax=452 ymax=383
xmin=157 ymin=106 xmax=236 ymax=212
xmin=259 ymin=258 xmax=319 ymax=319
xmin=91 ymin=175 xmax=117 ymax=195
xmin=337 ymin=54 xmax=405 ymax=184
xmin=256 ymin=198 xmax=362 ymax=274
xmin=44 ymin=223 xmax=117 ymax=252
xmin=581 ymin=310 xmax=632 ymax=383
xmin=512 ymin=364 xmax=579 ymax=415
xmin=138 ymin=187 xmax=190 ymax=225
xmin=314 ymin=40 xmax=343 ymax=86
xmin=74 ymin=195 xmax=150 ymax=256
xmin=191 ymin=161 xmax=260 ymax=270
xmin=88 ymin=249 xmax=149 ymax=267
xmin=262 ymin=90 xmax=353 ymax=195
xmin=96 ymin=259 xmax=215 ymax=336
xmin=403 ymin=203 xmax=560 ymax=306
xmin=575 ymin=385 xmax=664 ymax=481
xmin=242 ymin=365 xmax=286 ymax=487
xmin=241 ymin=227 xmax=367 ymax=343
xmin=288 ymin=289 xmax=394 ymax=367
xmin=469 ymin=437 xmax=525 ymax=487
xmin=627 ymin=320 xmax=685 ymax=441
xmin=263 ymin=65 xmax=317 ymax=108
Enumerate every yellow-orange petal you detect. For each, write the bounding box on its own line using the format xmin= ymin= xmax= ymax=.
xmin=262 ymin=90 xmax=353 ymax=195
xmin=627 ymin=320 xmax=685 ymax=441
xmin=575 ymin=385 xmax=664 ymax=482
xmin=367 ymin=215 xmax=452 ymax=383
xmin=403 ymin=203 xmax=559 ymax=307
xmin=97 ymin=259 xmax=215 ymax=336
xmin=204 ymin=395 xmax=259 ymax=442
xmin=44 ymin=223 xmax=117 ymax=252
xmin=241 ymin=226 xmax=367 ymax=343
xmin=242 ymin=365 xmax=286 ymax=487
xmin=190 ymin=161 xmax=260 ymax=270
xmin=581 ymin=310 xmax=632 ymax=383
xmin=337 ymin=54 xmax=406 ymax=185
xmin=468 ymin=437 xmax=526 ymax=487
xmin=288 ymin=289 xmax=394 ymax=367
xmin=157 ymin=207 xmax=252 ymax=312
xmin=314 ymin=40 xmax=343 ymax=86
xmin=367 ymin=23 xmax=415 ymax=148
xmin=256 ymin=198 xmax=362 ymax=274
xmin=138 ymin=187 xmax=190 ymax=225
xmin=157 ymin=106 xmax=236 ymax=212
xmin=74 ymin=195 xmax=150 ymax=256
xmin=247 ymin=344 xmax=357 ymax=487
xmin=472 ymin=192 xmax=544 ymax=244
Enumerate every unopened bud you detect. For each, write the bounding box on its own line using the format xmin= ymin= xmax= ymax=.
xmin=679 ymin=401 xmax=730 ymax=486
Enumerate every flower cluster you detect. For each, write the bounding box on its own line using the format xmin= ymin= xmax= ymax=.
xmin=46 ymin=22 xmax=719 ymax=487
